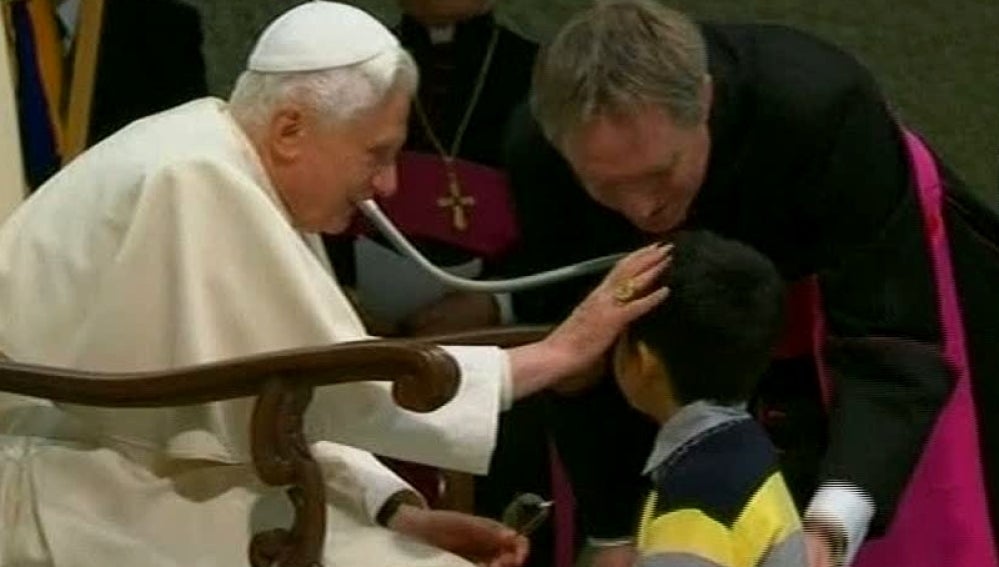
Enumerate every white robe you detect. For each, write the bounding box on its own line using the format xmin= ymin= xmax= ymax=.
xmin=0 ymin=98 xmax=507 ymax=566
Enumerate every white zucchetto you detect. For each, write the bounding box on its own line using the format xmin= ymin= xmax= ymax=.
xmin=248 ymin=1 xmax=399 ymax=73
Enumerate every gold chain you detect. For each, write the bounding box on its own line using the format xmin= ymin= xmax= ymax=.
xmin=413 ymin=24 xmax=501 ymax=160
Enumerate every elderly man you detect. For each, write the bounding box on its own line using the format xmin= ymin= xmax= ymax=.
xmin=504 ymin=1 xmax=999 ymax=567
xmin=0 ymin=2 xmax=668 ymax=566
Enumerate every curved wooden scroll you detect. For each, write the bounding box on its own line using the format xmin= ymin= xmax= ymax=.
xmin=0 ymin=339 xmax=460 ymax=567
xmin=0 ymin=340 xmax=459 ymax=409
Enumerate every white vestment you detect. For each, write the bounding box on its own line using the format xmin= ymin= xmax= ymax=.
xmin=0 ymin=98 xmax=507 ymax=566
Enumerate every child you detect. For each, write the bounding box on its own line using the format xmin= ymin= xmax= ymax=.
xmin=613 ymin=230 xmax=805 ymax=566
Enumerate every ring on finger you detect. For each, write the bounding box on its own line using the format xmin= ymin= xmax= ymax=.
xmin=613 ymin=279 xmax=638 ymax=304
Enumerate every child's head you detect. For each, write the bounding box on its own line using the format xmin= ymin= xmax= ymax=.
xmin=614 ymin=230 xmax=784 ymax=421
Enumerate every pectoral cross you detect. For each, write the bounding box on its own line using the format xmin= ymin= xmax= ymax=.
xmin=437 ymin=160 xmax=475 ymax=231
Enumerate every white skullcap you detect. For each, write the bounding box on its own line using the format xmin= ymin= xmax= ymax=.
xmin=247 ymin=1 xmax=399 ymax=73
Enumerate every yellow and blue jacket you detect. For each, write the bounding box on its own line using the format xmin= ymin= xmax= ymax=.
xmin=636 ymin=402 xmax=805 ymax=567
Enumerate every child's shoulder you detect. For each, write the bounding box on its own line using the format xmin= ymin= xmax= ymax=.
xmin=652 ymin=418 xmax=781 ymax=527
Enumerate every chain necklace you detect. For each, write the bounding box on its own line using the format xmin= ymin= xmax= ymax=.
xmin=412 ymin=23 xmax=500 ymax=232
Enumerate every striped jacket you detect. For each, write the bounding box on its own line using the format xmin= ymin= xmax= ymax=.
xmin=637 ymin=402 xmax=805 ymax=567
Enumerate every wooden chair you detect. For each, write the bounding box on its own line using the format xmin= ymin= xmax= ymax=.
xmin=0 ymin=340 xmax=458 ymax=567
xmin=0 ymin=326 xmax=547 ymax=567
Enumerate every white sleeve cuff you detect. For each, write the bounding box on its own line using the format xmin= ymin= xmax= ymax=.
xmin=311 ymin=440 xmax=425 ymax=523
xmin=805 ymin=481 xmax=876 ymax=565
xmin=494 ymin=292 xmax=516 ymax=325
xmin=363 ymin=469 xmax=426 ymax=524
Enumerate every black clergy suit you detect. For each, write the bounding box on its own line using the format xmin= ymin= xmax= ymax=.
xmin=502 ymin=22 xmax=999 ymax=548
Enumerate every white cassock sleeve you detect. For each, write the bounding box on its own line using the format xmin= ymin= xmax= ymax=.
xmin=304 ymin=345 xmax=506 ymax=519
xmin=306 ymin=345 xmax=507 ymax=476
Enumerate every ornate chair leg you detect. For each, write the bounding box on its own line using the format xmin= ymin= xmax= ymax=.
xmin=249 ymin=377 xmax=326 ymax=567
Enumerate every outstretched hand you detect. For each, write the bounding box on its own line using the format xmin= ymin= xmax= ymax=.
xmin=547 ymin=242 xmax=673 ymax=379
xmin=390 ymin=505 xmax=529 ymax=567
xmin=506 ymin=242 xmax=673 ymax=400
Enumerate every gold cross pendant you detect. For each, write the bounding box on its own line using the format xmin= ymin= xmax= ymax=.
xmin=437 ymin=161 xmax=475 ymax=231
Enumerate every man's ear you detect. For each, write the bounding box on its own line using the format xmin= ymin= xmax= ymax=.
xmin=267 ymin=105 xmax=307 ymax=163
xmin=633 ymin=340 xmax=665 ymax=382
xmin=614 ymin=337 xmax=662 ymax=383
xmin=612 ymin=336 xmax=634 ymax=379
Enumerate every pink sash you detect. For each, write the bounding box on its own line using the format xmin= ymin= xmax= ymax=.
xmin=846 ymin=131 xmax=997 ymax=566
xmin=352 ymin=151 xmax=519 ymax=259
xmin=782 ymin=131 xmax=996 ymax=565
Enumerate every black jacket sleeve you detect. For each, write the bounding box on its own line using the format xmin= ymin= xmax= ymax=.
xmin=804 ymin=78 xmax=953 ymax=532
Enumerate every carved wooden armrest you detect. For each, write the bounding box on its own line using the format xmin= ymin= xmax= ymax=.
xmin=418 ymin=325 xmax=552 ymax=348
xmin=0 ymin=340 xmax=460 ymax=567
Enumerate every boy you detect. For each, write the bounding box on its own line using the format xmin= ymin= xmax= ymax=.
xmin=613 ymin=230 xmax=805 ymax=566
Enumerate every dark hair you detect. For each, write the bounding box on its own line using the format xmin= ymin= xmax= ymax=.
xmin=628 ymin=230 xmax=785 ymax=405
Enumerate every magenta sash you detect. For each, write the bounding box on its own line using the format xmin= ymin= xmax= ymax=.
xmin=352 ymin=151 xmax=519 ymax=258
xmin=846 ymin=132 xmax=997 ymax=566
xmin=780 ymin=131 xmax=996 ymax=565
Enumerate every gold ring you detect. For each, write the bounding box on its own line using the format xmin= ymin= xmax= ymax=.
xmin=613 ymin=279 xmax=637 ymax=304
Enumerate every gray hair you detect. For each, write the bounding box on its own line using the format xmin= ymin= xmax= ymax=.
xmin=229 ymin=45 xmax=418 ymax=131
xmin=531 ymin=0 xmax=709 ymax=149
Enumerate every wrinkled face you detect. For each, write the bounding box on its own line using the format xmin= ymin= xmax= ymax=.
xmin=564 ymin=105 xmax=711 ymax=236
xmin=398 ymin=0 xmax=493 ymax=26
xmin=267 ymin=89 xmax=410 ymax=233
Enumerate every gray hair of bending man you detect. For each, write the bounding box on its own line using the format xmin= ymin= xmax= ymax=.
xmin=228 ymin=46 xmax=418 ymax=131
xmin=531 ymin=0 xmax=709 ymax=150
